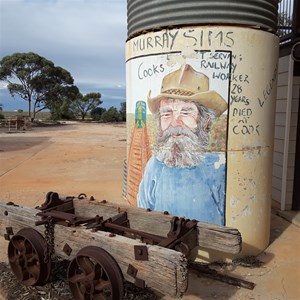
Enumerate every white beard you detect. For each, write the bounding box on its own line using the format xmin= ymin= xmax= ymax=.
xmin=155 ymin=127 xmax=207 ymax=168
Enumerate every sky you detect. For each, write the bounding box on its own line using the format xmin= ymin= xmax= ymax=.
xmin=0 ymin=0 xmax=127 ymax=111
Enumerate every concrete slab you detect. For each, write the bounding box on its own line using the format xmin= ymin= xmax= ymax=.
xmin=277 ymin=210 xmax=300 ymax=228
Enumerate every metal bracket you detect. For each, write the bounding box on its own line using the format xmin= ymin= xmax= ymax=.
xmin=135 ymin=277 xmax=146 ymax=289
xmin=127 ymin=264 xmax=138 ymax=278
xmin=63 ymin=243 xmax=72 ymax=256
xmin=127 ymin=264 xmax=146 ymax=289
xmin=4 ymin=227 xmax=14 ymax=240
xmin=6 ymin=227 xmax=14 ymax=236
xmin=134 ymin=245 xmax=148 ymax=261
xmin=6 ymin=202 xmax=19 ymax=207
xmin=36 ymin=210 xmax=102 ymax=227
xmin=157 ymin=217 xmax=198 ymax=256
xmin=37 ymin=191 xmax=74 ymax=214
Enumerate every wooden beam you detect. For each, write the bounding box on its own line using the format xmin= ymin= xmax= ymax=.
xmin=72 ymin=198 xmax=242 ymax=254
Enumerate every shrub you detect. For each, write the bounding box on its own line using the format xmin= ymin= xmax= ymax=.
xmin=50 ymin=100 xmax=76 ymax=120
xmin=100 ymin=107 xmax=122 ymax=122
xmin=90 ymin=107 xmax=106 ymax=121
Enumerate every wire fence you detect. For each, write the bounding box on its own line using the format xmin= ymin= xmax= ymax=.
xmin=278 ymin=0 xmax=295 ymax=43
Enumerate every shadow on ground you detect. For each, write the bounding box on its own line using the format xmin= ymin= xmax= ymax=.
xmin=0 ymin=136 xmax=50 ymax=152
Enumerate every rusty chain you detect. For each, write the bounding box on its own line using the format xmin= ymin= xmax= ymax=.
xmin=44 ymin=217 xmax=55 ymax=263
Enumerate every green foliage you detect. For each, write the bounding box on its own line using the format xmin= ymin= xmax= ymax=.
xmin=100 ymin=106 xmax=122 ymax=122
xmin=0 ymin=52 xmax=79 ymax=119
xmin=278 ymin=11 xmax=292 ymax=36
xmin=119 ymin=101 xmax=126 ymax=121
xmin=71 ymin=92 xmax=102 ymax=120
xmin=0 ymin=52 xmax=126 ymax=123
xmin=50 ymin=99 xmax=76 ymax=120
xmin=91 ymin=102 xmax=126 ymax=123
xmin=0 ymin=113 xmax=4 ymax=119
xmin=90 ymin=107 xmax=106 ymax=121
xmin=17 ymin=109 xmax=23 ymax=113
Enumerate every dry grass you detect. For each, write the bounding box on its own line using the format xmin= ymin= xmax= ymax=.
xmin=1 ymin=111 xmax=51 ymax=121
xmin=0 ymin=259 xmax=159 ymax=300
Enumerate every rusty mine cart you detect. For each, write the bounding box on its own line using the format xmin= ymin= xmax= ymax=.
xmin=0 ymin=192 xmax=246 ymax=299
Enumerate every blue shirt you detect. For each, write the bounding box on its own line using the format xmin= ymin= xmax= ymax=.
xmin=138 ymin=153 xmax=225 ymax=225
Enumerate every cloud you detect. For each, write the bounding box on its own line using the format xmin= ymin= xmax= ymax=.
xmin=0 ymin=82 xmax=8 ymax=89
xmin=0 ymin=0 xmax=127 ymax=89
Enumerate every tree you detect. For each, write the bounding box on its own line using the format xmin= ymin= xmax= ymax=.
xmin=277 ymin=0 xmax=293 ymax=37
xmin=90 ymin=107 xmax=106 ymax=121
xmin=100 ymin=106 xmax=122 ymax=122
xmin=0 ymin=52 xmax=78 ymax=119
xmin=48 ymin=85 xmax=79 ymax=120
xmin=71 ymin=92 xmax=102 ymax=120
xmin=278 ymin=12 xmax=292 ymax=36
xmin=50 ymin=99 xmax=76 ymax=120
xmin=119 ymin=101 xmax=126 ymax=121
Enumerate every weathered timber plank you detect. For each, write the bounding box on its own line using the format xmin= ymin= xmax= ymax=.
xmin=72 ymin=198 xmax=242 ymax=254
xmin=0 ymin=202 xmax=187 ymax=297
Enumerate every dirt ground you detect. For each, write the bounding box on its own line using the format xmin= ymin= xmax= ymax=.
xmin=0 ymin=122 xmax=299 ymax=300
xmin=0 ymin=122 xmax=127 ymax=207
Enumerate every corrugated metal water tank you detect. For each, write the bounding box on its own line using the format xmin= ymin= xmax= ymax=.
xmin=127 ymin=0 xmax=278 ymax=38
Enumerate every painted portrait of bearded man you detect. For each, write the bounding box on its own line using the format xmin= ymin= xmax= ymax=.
xmin=137 ymin=64 xmax=228 ymax=225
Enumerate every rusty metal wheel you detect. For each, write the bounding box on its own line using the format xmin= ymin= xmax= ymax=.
xmin=67 ymin=246 xmax=124 ymax=300
xmin=8 ymin=228 xmax=51 ymax=286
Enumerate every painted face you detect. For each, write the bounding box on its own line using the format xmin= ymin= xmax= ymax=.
xmin=159 ymin=99 xmax=199 ymax=132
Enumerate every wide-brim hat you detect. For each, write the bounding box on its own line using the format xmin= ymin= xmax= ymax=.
xmin=147 ymin=64 xmax=228 ymax=117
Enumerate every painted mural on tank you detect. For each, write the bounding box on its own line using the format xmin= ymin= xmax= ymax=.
xmin=126 ymin=26 xmax=279 ymax=257
xmin=126 ymin=51 xmax=230 ymax=225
